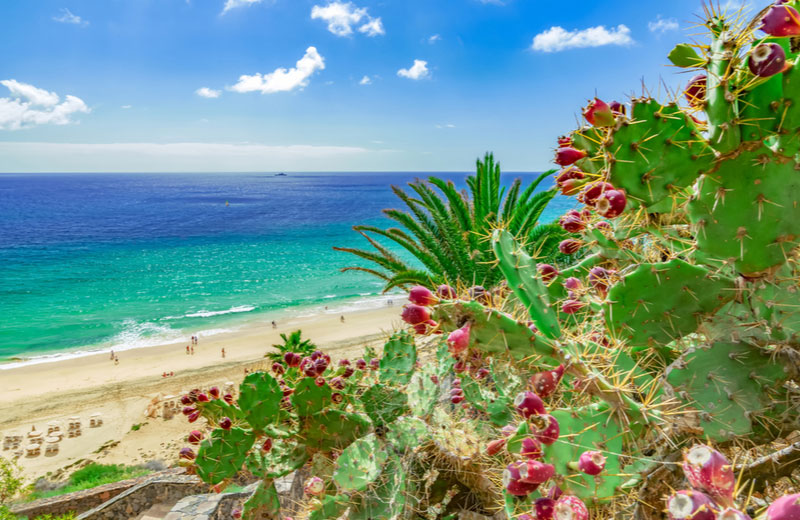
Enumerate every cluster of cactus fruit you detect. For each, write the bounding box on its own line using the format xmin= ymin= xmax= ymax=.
xmin=178 ymin=3 xmax=800 ymax=519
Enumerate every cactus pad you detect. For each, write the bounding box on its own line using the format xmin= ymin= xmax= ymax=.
xmin=303 ymin=409 xmax=372 ymax=451
xmin=291 ymin=377 xmax=333 ymax=417
xmin=243 ymin=480 xmax=280 ymax=518
xmin=333 ymin=433 xmax=388 ymax=492
xmin=386 ymin=416 xmax=429 ymax=451
xmin=195 ymin=427 xmax=255 ymax=485
xmin=379 ymin=331 xmax=417 ymax=386
xmin=308 ymin=494 xmax=349 ymax=520
xmin=246 ymin=439 xmax=309 ymax=479
xmin=605 ymin=259 xmax=735 ymax=346
xmin=361 ymin=383 xmax=409 ymax=426
xmin=348 ymin=454 xmax=407 ymax=520
xmin=407 ymin=367 xmax=439 ymax=418
xmin=665 ymin=341 xmax=792 ymax=441
xmin=237 ymin=372 xmax=283 ymax=431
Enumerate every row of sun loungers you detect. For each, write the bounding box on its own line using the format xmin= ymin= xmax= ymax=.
xmin=2 ymin=413 xmax=103 ymax=459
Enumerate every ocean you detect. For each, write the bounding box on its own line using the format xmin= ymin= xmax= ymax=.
xmin=0 ymin=172 xmax=567 ymax=368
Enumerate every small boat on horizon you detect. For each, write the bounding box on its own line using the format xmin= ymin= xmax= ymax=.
xmin=275 ymin=172 xmax=287 ymax=177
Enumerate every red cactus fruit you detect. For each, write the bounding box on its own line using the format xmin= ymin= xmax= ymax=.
xmin=310 ymin=350 xmax=323 ymax=360
xmin=560 ymin=178 xmax=586 ymax=196
xmin=596 ymin=189 xmax=627 ymax=218
xmin=563 ymin=277 xmax=581 ymax=291
xmin=555 ymin=166 xmax=585 ymax=185
xmin=303 ymin=476 xmax=325 ymax=496
xmin=436 ymin=284 xmax=457 ymax=299
xmin=430 ymin=374 xmax=439 ymax=384
xmin=578 ymin=181 xmax=615 ymax=206
xmin=765 ymin=493 xmax=800 ymax=520
xmin=451 ymin=394 xmax=464 ymax=404
xmin=486 ymin=438 xmax=506 ymax=455
xmin=588 ymin=266 xmax=610 ymax=291
xmin=503 ymin=461 xmax=540 ymax=496
xmin=558 ymin=239 xmax=582 ymax=255
xmin=667 ymin=490 xmax=718 ymax=520
xmin=530 ymin=414 xmax=560 ymax=445
xmin=449 ymin=387 xmax=463 ymax=396
xmin=475 ymin=368 xmax=490 ymax=379
xmin=514 ymin=391 xmax=546 ymax=418
xmin=338 ymin=358 xmax=350 ymax=367
xmin=583 ymin=98 xmax=615 ymax=127
xmin=232 ymin=508 xmax=242 ymax=519
xmin=562 ymin=299 xmax=586 ymax=314
xmin=559 ymin=213 xmax=585 ymax=233
xmin=454 ymin=360 xmax=467 ymax=373
xmin=369 ymin=358 xmax=379 ymax=369
xmin=401 ymin=304 xmax=431 ymax=325
xmin=181 ymin=395 xmax=193 ymax=406
xmin=355 ymin=358 xmax=367 ymax=370
xmin=717 ymin=508 xmax=751 ymax=520
xmin=535 ymin=498 xmax=557 ymax=520
xmin=452 ymin=378 xmax=461 ymax=387
xmin=609 ymin=101 xmax=626 ymax=116
xmin=314 ymin=376 xmax=326 ymax=388
xmin=329 ymin=376 xmax=345 ymax=390
xmin=409 ymin=285 xmax=437 ymax=306
xmin=187 ymin=430 xmax=204 ymax=444
xmin=208 ymin=387 xmax=220 ymax=400
xmin=537 ymin=264 xmax=559 ymax=283
xmin=447 ymin=323 xmax=471 ymax=355
xmin=748 ymin=43 xmax=787 ymax=78
xmin=182 ymin=406 xmax=196 ymax=416
xmin=271 ymin=362 xmax=285 ymax=376
xmin=219 ymin=417 xmax=232 ymax=430
xmin=529 ymin=364 xmax=565 ymax=398
xmin=262 ymin=438 xmax=273 ymax=453
xmin=223 ymin=393 xmax=234 ymax=405
xmin=342 ymin=366 xmax=355 ymax=378
xmin=555 ymin=495 xmax=589 ymax=520
xmin=179 ymin=447 xmax=196 ymax=460
xmin=517 ymin=436 xmax=543 ymax=460
xmin=196 ymin=393 xmax=210 ymax=403
xmin=557 ymin=135 xmax=572 ymax=147
xmin=521 ymin=460 xmax=556 ymax=484
xmin=331 ymin=392 xmax=344 ymax=404
xmin=555 ymin=147 xmax=587 ymax=166
xmin=684 ymin=74 xmax=706 ymax=107
xmin=760 ymin=4 xmax=800 ymax=36
xmin=682 ymin=445 xmax=735 ymax=506
xmin=188 ymin=411 xmax=201 ymax=423
xmin=577 ymin=450 xmax=606 ymax=476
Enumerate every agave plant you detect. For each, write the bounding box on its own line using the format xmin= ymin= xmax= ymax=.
xmin=334 ymin=153 xmax=565 ymax=291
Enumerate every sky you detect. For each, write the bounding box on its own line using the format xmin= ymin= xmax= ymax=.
xmin=0 ymin=0 xmax=771 ymax=173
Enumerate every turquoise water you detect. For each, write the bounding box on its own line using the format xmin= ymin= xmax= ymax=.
xmin=0 ymin=172 xmax=566 ymax=366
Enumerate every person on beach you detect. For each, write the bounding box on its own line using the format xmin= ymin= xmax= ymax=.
xmin=340 ymin=315 xmax=345 ymax=323
xmin=221 ymin=347 xmax=226 ymax=359
xmin=190 ymin=345 xmax=194 ymax=355
xmin=271 ymin=320 xmax=276 ymax=329
xmin=186 ymin=345 xmax=190 ymax=355
xmin=114 ymin=356 xmax=119 ymax=365
xmin=110 ymin=350 xmax=114 ymax=360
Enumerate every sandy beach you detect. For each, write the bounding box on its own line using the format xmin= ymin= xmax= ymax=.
xmin=0 ymin=304 xmax=403 ymax=479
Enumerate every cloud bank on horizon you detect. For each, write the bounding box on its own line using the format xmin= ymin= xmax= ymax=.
xmin=0 ymin=0 xmax=778 ymax=172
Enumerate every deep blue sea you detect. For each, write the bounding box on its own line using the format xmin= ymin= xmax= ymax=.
xmin=0 ymin=172 xmax=566 ymax=367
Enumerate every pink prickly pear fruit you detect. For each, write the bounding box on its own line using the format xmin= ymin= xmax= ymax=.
xmin=180 ymin=395 xmax=193 ymax=406
xmin=223 ymin=393 xmax=234 ymax=405
xmin=219 ymin=417 xmax=232 ymax=430
xmin=451 ymin=394 xmax=464 ymax=404
xmin=314 ymin=358 xmax=329 ymax=375
xmin=452 ymin=378 xmax=461 ymax=387
xmin=560 ymin=178 xmax=587 ymax=196
xmin=538 ymin=264 xmax=559 ymax=282
xmin=182 ymin=406 xmax=197 ymax=416
xmin=667 ymin=490 xmax=718 ymax=520
xmin=529 ymin=364 xmax=565 ymax=398
xmin=561 ymin=299 xmax=586 ymax=314
xmin=519 ymin=436 xmax=543 ymax=460
xmin=588 ymin=266 xmax=610 ymax=291
xmin=454 ymin=360 xmax=467 ymax=373
xmin=196 ymin=393 xmax=210 ymax=403
xmin=409 ymin=285 xmax=437 ymax=306
xmin=413 ymin=322 xmax=428 ymax=335
xmin=486 ymin=438 xmax=507 ymax=455
xmin=748 ymin=43 xmax=787 ymax=78
xmin=530 ymin=414 xmax=560 ymax=445
xmin=596 ymin=189 xmax=627 ymax=218
xmin=447 ymin=323 xmax=471 ymax=355
xmin=555 ymin=166 xmax=585 ymax=185
xmin=558 ymin=239 xmax=582 ymax=255
xmin=314 ymin=376 xmax=326 ymax=388
xmin=557 ymin=135 xmax=572 ymax=147
xmin=284 ymin=352 xmax=300 ymax=367
xmin=262 ymin=438 xmax=273 ymax=453
xmin=609 ymin=101 xmax=626 ymax=116
xmin=559 ymin=213 xmax=585 ymax=233
xmin=208 ymin=387 xmax=220 ymax=400
xmin=535 ymin=498 xmax=557 ymax=520
xmin=436 ymin=284 xmax=457 ymax=299
xmin=578 ymin=181 xmax=616 ymax=206
xmin=188 ymin=411 xmax=201 ymax=423
xmin=355 ymin=358 xmax=367 ymax=370
xmin=685 ymin=74 xmax=706 ymax=107
xmin=342 ymin=366 xmax=355 ymax=378
xmin=475 ymin=368 xmax=490 ymax=379
xmin=430 ymin=374 xmax=439 ymax=384
xmin=521 ymin=460 xmax=556 ymax=484
xmin=232 ymin=508 xmax=242 ymax=519
xmin=760 ymin=4 xmax=800 ymax=36
xmin=554 ymin=495 xmax=589 ymax=520
xmin=369 ymin=358 xmax=379 ymax=369
xmin=449 ymin=387 xmax=463 ymax=396
xmin=501 ymin=424 xmax=517 ymax=437
xmin=583 ymin=98 xmax=615 ymax=127
xmin=331 ymin=392 xmax=344 ymax=404
xmin=717 ymin=509 xmax=752 ymax=520
xmin=179 ymin=447 xmax=196 ymax=460
xmin=187 ymin=430 xmax=204 ymax=444
xmin=329 ymin=376 xmax=345 ymax=390
xmin=577 ymin=450 xmax=606 ymax=476
xmin=555 ymin=147 xmax=587 ymax=166
xmin=310 ymin=350 xmax=323 ymax=360
xmin=401 ymin=304 xmax=431 ymax=325
xmin=338 ymin=358 xmax=350 ymax=367
xmin=303 ymin=476 xmax=325 ymax=496
xmin=682 ymin=445 xmax=735 ymax=506
xmin=563 ymin=277 xmax=581 ymax=291
xmin=765 ymin=493 xmax=800 ymax=520
xmin=547 ymin=484 xmax=563 ymax=500
xmin=514 ymin=391 xmax=546 ymax=418
xmin=503 ymin=461 xmax=539 ymax=496
xmin=271 ymin=362 xmax=285 ymax=376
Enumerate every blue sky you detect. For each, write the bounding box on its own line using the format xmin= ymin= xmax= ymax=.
xmin=0 ymin=0 xmax=769 ymax=172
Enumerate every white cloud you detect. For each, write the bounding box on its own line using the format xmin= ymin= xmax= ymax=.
xmin=196 ymin=87 xmax=222 ymax=98
xmin=428 ymin=34 xmax=442 ymax=44
xmin=435 ymin=123 xmax=456 ymax=128
xmin=229 ymin=47 xmax=325 ymax=94
xmin=222 ymin=0 xmax=262 ymax=14
xmin=359 ymin=75 xmax=372 ymax=85
xmin=121 ymin=105 xmax=132 ymax=109
xmin=311 ymin=2 xmax=384 ymax=37
xmin=648 ymin=16 xmax=679 ymax=33
xmin=0 ymin=80 xmax=90 ymax=131
xmin=532 ymin=25 xmax=633 ymax=52
xmin=397 ymin=60 xmax=429 ymax=80
xmin=53 ymin=8 xmax=88 ymax=26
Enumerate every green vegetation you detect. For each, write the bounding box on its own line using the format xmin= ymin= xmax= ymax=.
xmin=335 ymin=152 xmax=564 ymax=291
xmin=26 ymin=464 xmax=150 ymax=501
xmin=265 ymin=330 xmax=316 ymax=363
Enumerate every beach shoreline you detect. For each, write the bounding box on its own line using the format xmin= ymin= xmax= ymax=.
xmin=0 ymin=302 xmax=403 ymax=478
